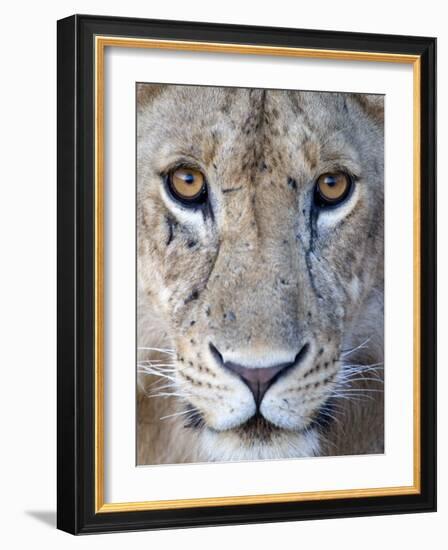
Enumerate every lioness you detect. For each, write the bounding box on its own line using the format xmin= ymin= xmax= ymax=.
xmin=137 ymin=84 xmax=384 ymax=464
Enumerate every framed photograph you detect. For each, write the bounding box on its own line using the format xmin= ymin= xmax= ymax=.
xmin=57 ymin=14 xmax=436 ymax=534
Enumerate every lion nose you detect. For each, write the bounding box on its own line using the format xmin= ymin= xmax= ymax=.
xmin=209 ymin=343 xmax=308 ymax=406
xmin=224 ymin=362 xmax=294 ymax=406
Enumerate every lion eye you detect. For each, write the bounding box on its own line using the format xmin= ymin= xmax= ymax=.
xmin=167 ymin=167 xmax=207 ymax=205
xmin=315 ymin=172 xmax=353 ymax=207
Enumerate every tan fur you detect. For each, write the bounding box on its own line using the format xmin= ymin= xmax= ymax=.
xmin=136 ymin=84 xmax=384 ymax=464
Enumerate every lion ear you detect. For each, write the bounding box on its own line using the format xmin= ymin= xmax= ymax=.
xmin=136 ymin=83 xmax=166 ymax=111
xmin=351 ymin=94 xmax=384 ymax=126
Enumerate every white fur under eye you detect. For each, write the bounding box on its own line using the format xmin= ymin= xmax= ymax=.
xmin=316 ymin=182 xmax=360 ymax=230
xmin=159 ymin=184 xmax=209 ymax=235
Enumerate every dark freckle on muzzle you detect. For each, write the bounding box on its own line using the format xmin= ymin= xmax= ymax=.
xmin=184 ymin=289 xmax=199 ymax=304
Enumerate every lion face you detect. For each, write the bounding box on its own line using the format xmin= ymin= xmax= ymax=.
xmin=137 ymin=85 xmax=383 ymax=460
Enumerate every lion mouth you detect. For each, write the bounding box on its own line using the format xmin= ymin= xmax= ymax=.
xmin=234 ymin=413 xmax=285 ymax=440
xmin=182 ymin=403 xmax=281 ymax=436
xmin=183 ymin=399 xmax=337 ymax=438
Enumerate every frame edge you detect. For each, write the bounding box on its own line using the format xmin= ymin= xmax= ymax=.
xmin=57 ymin=14 xmax=79 ymax=535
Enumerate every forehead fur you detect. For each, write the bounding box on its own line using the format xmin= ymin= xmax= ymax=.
xmin=137 ymin=85 xmax=383 ymax=190
xmin=137 ymin=84 xmax=383 ymax=344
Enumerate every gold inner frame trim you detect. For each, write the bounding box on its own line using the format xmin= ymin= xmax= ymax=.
xmin=94 ymin=35 xmax=421 ymax=513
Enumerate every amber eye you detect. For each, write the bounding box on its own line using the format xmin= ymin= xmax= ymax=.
xmin=167 ymin=167 xmax=207 ymax=205
xmin=315 ymin=172 xmax=353 ymax=207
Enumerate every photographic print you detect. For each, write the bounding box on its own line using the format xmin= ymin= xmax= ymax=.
xmin=136 ymin=84 xmax=384 ymax=465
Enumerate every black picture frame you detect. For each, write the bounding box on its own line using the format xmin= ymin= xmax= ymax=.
xmin=57 ymin=14 xmax=436 ymax=534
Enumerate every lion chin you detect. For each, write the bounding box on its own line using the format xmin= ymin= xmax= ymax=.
xmin=198 ymin=423 xmax=321 ymax=463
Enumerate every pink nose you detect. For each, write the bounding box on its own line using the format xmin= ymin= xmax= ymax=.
xmin=209 ymin=343 xmax=309 ymax=406
xmin=224 ymin=362 xmax=293 ymax=405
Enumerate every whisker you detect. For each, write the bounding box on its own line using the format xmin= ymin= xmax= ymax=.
xmin=316 ymin=408 xmax=341 ymax=425
xmin=137 ymin=360 xmax=175 ymax=366
xmin=340 ymin=370 xmax=383 ymax=381
xmin=136 ymin=361 xmax=175 ymax=368
xmin=333 ymin=388 xmax=384 ymax=393
xmin=327 ymin=394 xmax=368 ymax=403
xmin=341 ymin=337 xmax=372 ymax=357
xmin=146 ymin=380 xmax=177 ymax=390
xmin=148 ymin=392 xmax=190 ymax=399
xmin=342 ymin=362 xmax=384 ymax=371
xmin=160 ymin=408 xmax=198 ymax=421
xmin=137 ymin=367 xmax=177 ymax=382
xmin=338 ymin=376 xmax=384 ymax=384
xmin=147 ymin=384 xmax=178 ymax=395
